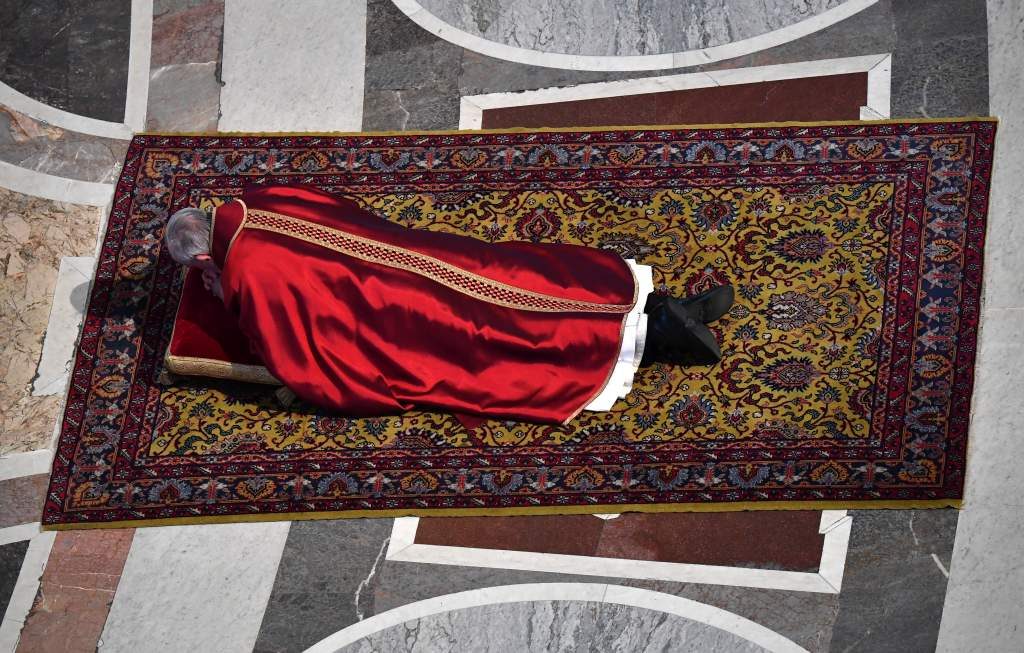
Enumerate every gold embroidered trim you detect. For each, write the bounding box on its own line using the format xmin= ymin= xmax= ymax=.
xmin=165 ymin=353 xmax=280 ymax=385
xmin=562 ymin=261 xmax=639 ymax=424
xmin=243 ymin=209 xmax=635 ymax=314
xmin=224 ymin=199 xmax=248 ymax=263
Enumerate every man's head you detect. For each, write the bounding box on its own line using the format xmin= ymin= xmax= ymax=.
xmin=165 ymin=208 xmax=216 ymax=271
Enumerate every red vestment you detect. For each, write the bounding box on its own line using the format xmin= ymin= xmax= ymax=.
xmin=210 ymin=185 xmax=637 ymax=423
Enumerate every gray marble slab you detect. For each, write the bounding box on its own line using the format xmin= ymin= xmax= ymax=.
xmin=0 ymin=106 xmax=127 ymax=183
xmin=253 ymin=518 xmax=394 ymax=653
xmin=0 ymin=0 xmax=131 ymax=122
xmin=146 ymin=62 xmax=221 ymax=132
xmin=146 ymin=0 xmax=225 ymax=132
xmin=218 ymin=0 xmax=366 ymax=132
xmin=341 ymin=599 xmax=769 ymax=652
xmin=0 ymin=539 xmax=30 ymax=620
xmin=889 ymin=0 xmax=988 ymax=118
xmin=977 ymin=0 xmax=1024 ymax=309
xmin=830 ymin=509 xmax=957 ymax=653
xmin=936 ymin=309 xmax=1024 ymax=649
xmin=100 ymin=522 xmax=291 ymax=653
xmin=418 ymin=0 xmax=847 ymax=56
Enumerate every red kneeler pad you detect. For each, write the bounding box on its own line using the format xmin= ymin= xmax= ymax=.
xmin=165 ymin=268 xmax=279 ymax=385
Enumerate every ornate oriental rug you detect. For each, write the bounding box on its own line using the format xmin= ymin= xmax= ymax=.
xmin=43 ymin=119 xmax=995 ymax=529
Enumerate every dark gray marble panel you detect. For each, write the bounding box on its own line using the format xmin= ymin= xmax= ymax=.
xmin=685 ymin=0 xmax=989 ymax=118
xmin=0 ymin=0 xmax=131 ymax=122
xmin=248 ymin=511 xmax=949 ymax=653
xmin=362 ymin=0 xmax=463 ymax=131
xmin=829 ymin=509 xmax=958 ymax=653
xmin=0 ymin=539 xmax=30 ymax=619
xmin=890 ymin=0 xmax=989 ymax=117
xmin=252 ymin=518 xmax=394 ymax=653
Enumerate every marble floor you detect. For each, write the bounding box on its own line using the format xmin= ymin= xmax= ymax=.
xmin=0 ymin=0 xmax=1020 ymax=651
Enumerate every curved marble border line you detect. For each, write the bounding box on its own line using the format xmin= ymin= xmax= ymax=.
xmin=0 ymin=0 xmax=152 ymax=139
xmin=0 ymin=82 xmax=132 ymax=140
xmin=304 ymin=583 xmax=809 ymax=653
xmin=0 ymin=160 xmax=114 ymax=206
xmin=390 ymin=0 xmax=879 ymax=71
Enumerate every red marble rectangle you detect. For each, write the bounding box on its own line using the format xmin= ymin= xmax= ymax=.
xmin=16 ymin=529 xmax=134 ymax=653
xmin=416 ymin=512 xmax=825 ymax=571
xmin=480 ymin=72 xmax=869 ymax=129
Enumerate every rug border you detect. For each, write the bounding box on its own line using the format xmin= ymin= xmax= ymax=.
xmin=41 ymin=498 xmax=962 ymax=531
xmin=135 ymin=115 xmax=997 ymax=138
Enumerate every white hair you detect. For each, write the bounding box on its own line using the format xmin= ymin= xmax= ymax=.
xmin=165 ymin=208 xmax=212 ymax=264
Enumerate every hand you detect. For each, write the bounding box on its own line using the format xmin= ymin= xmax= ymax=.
xmin=201 ymin=269 xmax=224 ymax=300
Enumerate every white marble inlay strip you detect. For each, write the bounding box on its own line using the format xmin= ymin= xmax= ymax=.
xmin=32 ymin=257 xmax=95 ymax=397
xmin=219 ymin=0 xmax=367 ymax=132
xmin=386 ymin=511 xmax=850 ymax=594
xmin=0 ymin=450 xmax=53 ymax=482
xmin=124 ymin=0 xmax=154 ymax=133
xmin=459 ymin=53 xmax=892 ymax=129
xmin=0 ymin=85 xmax=132 ymax=141
xmin=0 ymin=160 xmax=114 ymax=207
xmin=99 ymin=522 xmax=291 ymax=653
xmin=0 ymin=530 xmax=56 ymax=652
xmin=0 ymin=522 xmax=40 ymax=547
xmin=304 ymin=582 xmax=808 ymax=653
xmin=394 ymin=0 xmax=879 ymax=72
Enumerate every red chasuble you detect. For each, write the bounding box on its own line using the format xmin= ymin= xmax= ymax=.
xmin=209 ymin=185 xmax=637 ymax=423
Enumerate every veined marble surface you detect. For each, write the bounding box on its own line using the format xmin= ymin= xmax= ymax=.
xmin=416 ymin=0 xmax=848 ymax=56
xmin=936 ymin=5 xmax=1024 ymax=650
xmin=341 ymin=600 xmax=770 ymax=652
xmin=99 ymin=522 xmax=291 ymax=653
xmin=146 ymin=0 xmax=225 ymax=132
xmin=0 ymin=105 xmax=126 ymax=183
xmin=0 ymin=187 xmax=100 ymax=454
xmin=219 ymin=0 xmax=366 ymax=132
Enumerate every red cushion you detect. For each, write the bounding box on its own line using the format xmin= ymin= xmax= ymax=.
xmin=165 ymin=268 xmax=279 ymax=384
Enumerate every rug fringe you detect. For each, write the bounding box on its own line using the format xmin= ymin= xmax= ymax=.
xmin=41 ymin=498 xmax=963 ymax=531
xmin=135 ymin=116 xmax=997 ymax=139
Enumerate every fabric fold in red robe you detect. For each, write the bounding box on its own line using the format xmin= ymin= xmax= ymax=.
xmin=210 ymin=185 xmax=637 ymax=423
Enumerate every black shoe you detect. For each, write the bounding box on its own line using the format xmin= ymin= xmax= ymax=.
xmin=644 ymin=285 xmax=735 ymax=324
xmin=679 ymin=285 xmax=734 ymax=323
xmin=640 ymin=294 xmax=722 ymax=367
